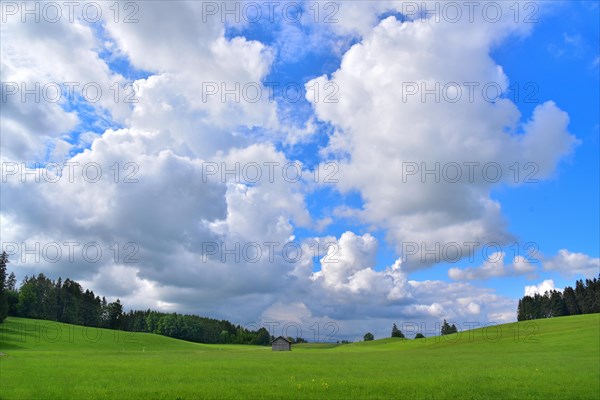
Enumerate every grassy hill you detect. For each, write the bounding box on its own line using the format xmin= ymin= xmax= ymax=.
xmin=1 ymin=314 xmax=599 ymax=399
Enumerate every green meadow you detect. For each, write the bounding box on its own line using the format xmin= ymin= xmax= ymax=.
xmin=1 ymin=314 xmax=598 ymax=399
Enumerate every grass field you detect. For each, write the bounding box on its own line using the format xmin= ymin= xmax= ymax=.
xmin=1 ymin=314 xmax=599 ymax=399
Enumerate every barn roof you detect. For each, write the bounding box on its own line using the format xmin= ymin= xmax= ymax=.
xmin=271 ymin=336 xmax=292 ymax=343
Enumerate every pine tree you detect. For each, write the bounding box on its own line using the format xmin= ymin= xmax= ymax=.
xmin=252 ymin=327 xmax=271 ymax=346
xmin=549 ymin=290 xmax=567 ymax=317
xmin=5 ymin=272 xmax=18 ymax=316
xmin=441 ymin=319 xmax=451 ymax=335
xmin=391 ymin=323 xmax=405 ymax=338
xmin=55 ymin=277 xmax=64 ymax=321
xmin=588 ymin=277 xmax=600 ymax=313
xmin=441 ymin=320 xmax=458 ymax=335
xmin=562 ymin=286 xmax=580 ymax=315
xmin=0 ymin=251 xmax=8 ymax=322
xmin=101 ymin=296 xmax=109 ymax=327
xmin=575 ymin=280 xmax=589 ymax=313
xmin=6 ymin=272 xmax=16 ymax=291
xmin=517 ymin=299 xmax=524 ymax=321
xmin=107 ymin=299 xmax=123 ymax=329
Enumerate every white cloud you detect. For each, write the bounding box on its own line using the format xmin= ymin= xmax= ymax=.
xmin=448 ymin=253 xmax=536 ymax=281
xmin=543 ymin=249 xmax=600 ymax=279
xmin=299 ymin=232 xmax=517 ymax=331
xmin=103 ymin=2 xmax=278 ymax=132
xmin=329 ymin=1 xmax=536 ymax=39
xmin=78 ymin=265 xmax=175 ymax=311
xmin=311 ymin=231 xmax=378 ymax=290
xmin=0 ymin=13 xmax=135 ymax=162
xmin=308 ymin=9 xmax=578 ymax=269
xmin=0 ymin=1 xmax=301 ymax=318
xmin=450 ymin=248 xmax=600 ymax=282
xmin=0 ymin=1 xmax=584 ymax=339
xmin=524 ymin=279 xmax=557 ymax=297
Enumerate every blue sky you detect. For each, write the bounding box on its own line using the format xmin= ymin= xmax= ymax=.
xmin=488 ymin=1 xmax=599 ymax=295
xmin=1 ymin=1 xmax=598 ymax=339
xmin=408 ymin=1 xmax=600 ymax=294
xmin=222 ymin=1 xmax=600 ymax=298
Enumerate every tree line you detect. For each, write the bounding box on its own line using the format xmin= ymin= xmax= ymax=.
xmin=517 ymin=275 xmax=600 ymax=321
xmin=0 ymin=252 xmax=276 ymax=345
xmin=363 ymin=320 xmax=457 ymax=341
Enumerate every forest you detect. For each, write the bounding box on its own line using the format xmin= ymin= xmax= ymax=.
xmin=0 ymin=252 xmax=274 ymax=345
xmin=517 ymin=276 xmax=600 ymax=321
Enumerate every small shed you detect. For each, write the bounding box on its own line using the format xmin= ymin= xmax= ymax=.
xmin=271 ymin=336 xmax=292 ymax=351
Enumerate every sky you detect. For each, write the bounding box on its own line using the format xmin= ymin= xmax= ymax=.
xmin=1 ymin=0 xmax=598 ymax=341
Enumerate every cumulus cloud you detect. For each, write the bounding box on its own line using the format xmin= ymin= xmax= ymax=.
xmin=0 ymin=1 xmax=585 ymax=339
xmin=0 ymin=1 xmax=301 ymax=314
xmin=450 ymin=248 xmax=599 ymax=282
xmin=543 ymin=250 xmax=600 ymax=279
xmin=308 ymin=7 xmax=578 ymax=269
xmin=0 ymin=15 xmax=128 ymax=162
xmin=524 ymin=279 xmax=558 ymax=297
xmin=311 ymin=231 xmax=378 ymax=290
xmin=448 ymin=253 xmax=536 ymax=281
xmin=102 ymin=2 xmax=278 ymax=132
xmin=301 ymin=232 xmax=516 ymax=328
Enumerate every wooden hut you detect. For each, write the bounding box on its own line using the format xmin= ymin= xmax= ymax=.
xmin=271 ymin=336 xmax=292 ymax=351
